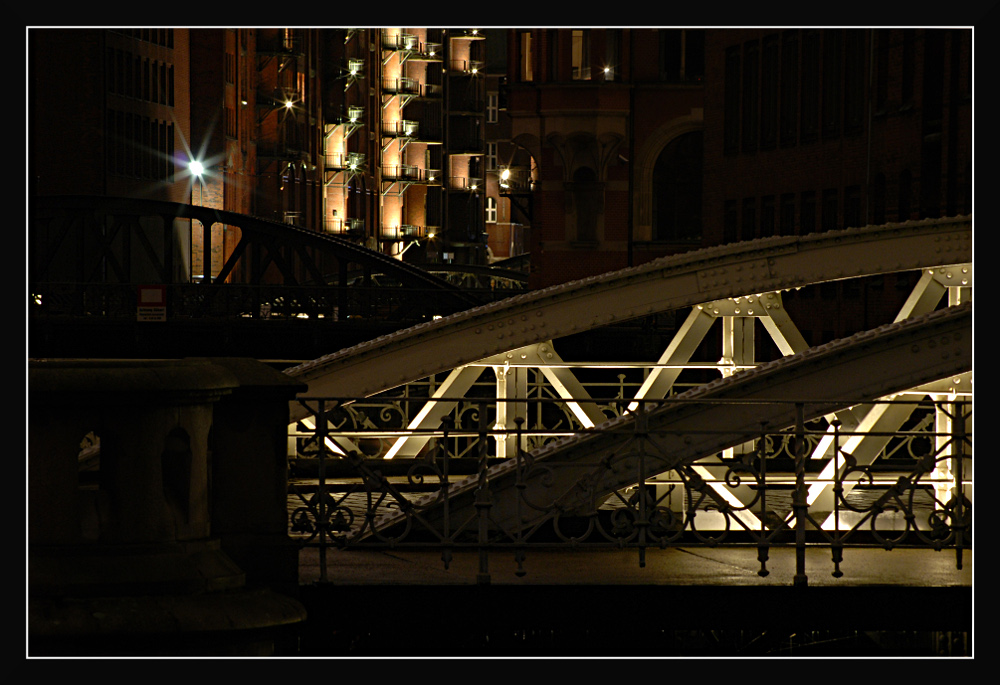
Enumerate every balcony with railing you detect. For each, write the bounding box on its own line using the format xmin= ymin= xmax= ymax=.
xmin=381 ymin=31 xmax=419 ymax=51
xmin=420 ymin=82 xmax=443 ymax=98
xmin=416 ymin=42 xmax=443 ymax=61
xmin=499 ymin=166 xmax=534 ymax=194
xmin=326 ymin=152 xmax=365 ymax=172
xmin=382 ymin=164 xmax=422 ymax=182
xmin=325 ymin=217 xmax=365 ymax=238
xmin=379 ymin=224 xmax=423 ymax=241
xmin=381 ymin=120 xmax=419 ymax=139
xmin=448 ymin=176 xmax=483 ymax=192
xmin=382 ymin=76 xmax=420 ymax=95
xmin=346 ymin=59 xmax=365 ymax=79
xmin=448 ymin=59 xmax=485 ymax=75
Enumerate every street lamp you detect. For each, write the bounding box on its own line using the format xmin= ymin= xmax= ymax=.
xmin=190 ymin=159 xmax=204 ymax=205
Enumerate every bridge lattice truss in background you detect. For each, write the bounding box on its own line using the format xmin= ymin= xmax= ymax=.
xmin=29 ymin=195 xmax=485 ymax=322
xmin=286 ymin=216 xmax=972 ymax=582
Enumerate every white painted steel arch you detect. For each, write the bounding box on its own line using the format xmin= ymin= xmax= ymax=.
xmin=361 ymin=302 xmax=972 ymax=537
xmin=286 ymin=216 xmax=971 ymax=421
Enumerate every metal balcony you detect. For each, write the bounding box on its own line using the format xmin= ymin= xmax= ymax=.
xmin=381 ymin=120 xmax=419 ymax=138
xmin=381 ymin=32 xmax=419 ymax=51
xmin=449 ymin=176 xmax=483 ymax=191
xmin=382 ymin=76 xmax=420 ymax=95
xmin=382 ymin=164 xmax=422 ymax=181
xmin=380 ymin=224 xmax=423 ymax=241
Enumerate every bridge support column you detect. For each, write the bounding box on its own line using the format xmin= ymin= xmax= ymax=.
xmin=28 ymin=359 xmax=307 ymax=656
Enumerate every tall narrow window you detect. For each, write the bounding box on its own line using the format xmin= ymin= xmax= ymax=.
xmin=741 ymin=197 xmax=756 ymax=241
xmin=685 ymin=30 xmax=705 ymax=82
xmin=487 ymin=93 xmax=498 ymax=123
xmin=780 ymin=30 xmax=799 ymax=146
xmin=572 ymin=30 xmax=590 ymax=80
xmin=821 ymin=29 xmax=842 ymax=139
xmin=660 ymin=29 xmax=682 ymax=81
xmin=520 ymin=32 xmax=533 ymax=81
xmin=604 ymin=29 xmax=620 ymax=81
xmin=724 ymin=200 xmax=738 ymax=244
xmin=844 ymin=185 xmax=862 ymax=228
xmin=760 ymin=34 xmax=779 ymax=149
xmin=800 ymin=191 xmax=816 ymax=234
xmin=485 ymin=197 xmax=497 ymax=223
xmin=486 ymin=142 xmax=497 ymax=170
xmin=875 ymin=29 xmax=889 ymax=114
xmin=761 ymin=195 xmax=776 ymax=237
xmin=800 ymin=30 xmax=820 ymax=142
xmin=741 ymin=40 xmax=759 ymax=153
xmin=822 ymin=188 xmax=839 ymax=231
xmin=901 ymin=29 xmax=915 ymax=107
xmin=652 ymin=131 xmax=703 ymax=242
xmin=151 ymin=60 xmax=159 ymax=104
xmin=548 ymin=30 xmax=559 ymax=81
xmin=898 ymin=169 xmax=912 ymax=220
xmin=844 ymin=29 xmax=865 ymax=135
xmin=724 ymin=46 xmax=741 ymax=155
xmin=873 ymin=173 xmax=886 ymax=225
xmin=780 ymin=193 xmax=796 ymax=235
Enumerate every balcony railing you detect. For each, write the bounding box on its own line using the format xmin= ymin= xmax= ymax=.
xmin=379 ymin=224 xmax=423 ymax=241
xmin=347 ymin=59 xmax=365 ymax=78
xmin=449 ymin=59 xmax=485 ymax=75
xmin=381 ymin=120 xmax=419 ymax=138
xmin=419 ymin=42 xmax=442 ymax=60
xmin=381 ymin=32 xmax=418 ymax=51
xmin=326 ymin=152 xmax=365 ymax=171
xmin=325 ymin=217 xmax=365 ymax=237
xmin=499 ymin=166 xmax=534 ymax=193
xmin=448 ymin=176 xmax=483 ymax=191
xmin=382 ymin=164 xmax=422 ymax=181
xmin=287 ymin=394 xmax=972 ymax=585
xmin=421 ymin=83 xmax=443 ymax=98
xmin=382 ymin=76 xmax=420 ymax=95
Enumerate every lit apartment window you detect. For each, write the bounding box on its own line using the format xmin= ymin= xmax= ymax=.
xmin=486 ymin=197 xmax=497 ymax=223
xmin=572 ymin=30 xmax=590 ymax=80
xmin=520 ymin=32 xmax=533 ymax=81
xmin=487 ymin=93 xmax=498 ymax=123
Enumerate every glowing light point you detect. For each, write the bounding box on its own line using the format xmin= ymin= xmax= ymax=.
xmin=189 ymin=161 xmax=204 ymax=177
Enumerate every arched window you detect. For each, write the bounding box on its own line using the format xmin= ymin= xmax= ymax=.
xmin=652 ymin=131 xmax=703 ymax=242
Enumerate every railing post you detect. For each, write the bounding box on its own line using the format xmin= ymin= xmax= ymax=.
xmin=474 ymin=400 xmax=492 ymax=585
xmin=634 ymin=399 xmax=649 ymax=569
xmin=756 ymin=421 xmax=770 ymax=577
xmin=793 ymin=402 xmax=808 ymax=587
xmin=830 ymin=419 xmax=844 ymax=578
xmin=953 ymin=399 xmax=967 ymax=571
xmin=316 ymin=400 xmax=329 ymax=583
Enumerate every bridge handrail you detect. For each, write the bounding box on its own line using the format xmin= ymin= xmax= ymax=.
xmin=29 ymin=195 xmax=480 ymax=313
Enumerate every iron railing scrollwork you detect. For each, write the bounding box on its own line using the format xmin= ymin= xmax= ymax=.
xmin=287 ymin=396 xmax=971 ymax=585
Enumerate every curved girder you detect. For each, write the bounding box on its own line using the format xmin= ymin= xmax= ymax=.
xmin=286 ymin=215 xmax=971 ymax=418
xmin=30 ymin=195 xmax=479 ymax=313
xmin=361 ymin=302 xmax=972 ymax=538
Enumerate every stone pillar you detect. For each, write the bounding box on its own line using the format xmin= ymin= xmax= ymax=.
xmin=202 ymin=358 xmax=307 ymax=597
xmin=28 ymin=359 xmax=307 ymax=656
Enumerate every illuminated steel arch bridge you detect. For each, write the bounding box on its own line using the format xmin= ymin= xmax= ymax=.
xmin=284 ymin=216 xmax=972 ymax=581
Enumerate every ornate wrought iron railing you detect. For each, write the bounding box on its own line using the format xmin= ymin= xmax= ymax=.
xmin=287 ymin=395 xmax=971 ymax=585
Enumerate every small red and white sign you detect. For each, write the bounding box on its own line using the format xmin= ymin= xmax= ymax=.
xmin=137 ymin=285 xmax=167 ymax=321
